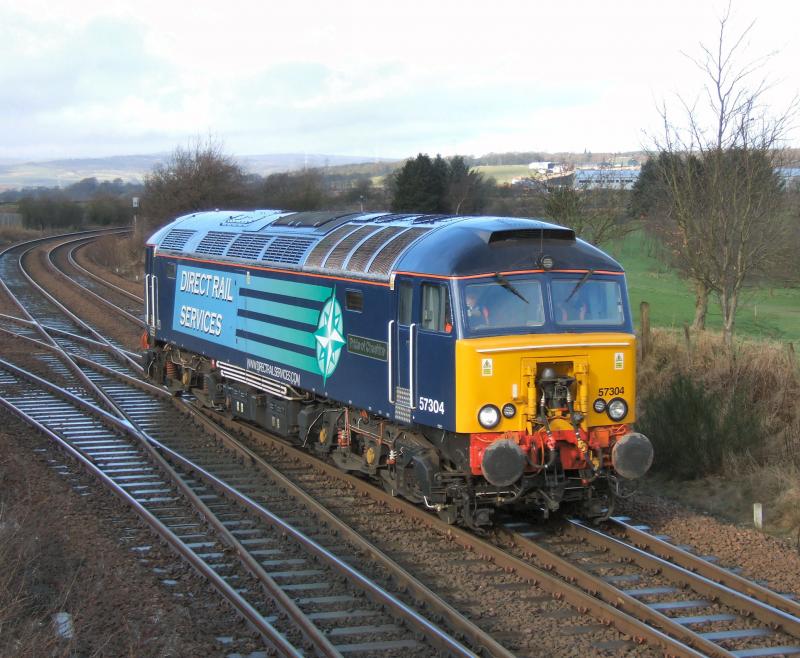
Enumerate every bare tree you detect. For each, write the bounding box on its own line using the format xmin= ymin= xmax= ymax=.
xmin=261 ymin=169 xmax=329 ymax=211
xmin=651 ymin=5 xmax=796 ymax=343
xmin=541 ymin=184 xmax=633 ymax=246
xmin=446 ymin=156 xmax=492 ymax=214
xmin=141 ymin=137 xmax=252 ymax=231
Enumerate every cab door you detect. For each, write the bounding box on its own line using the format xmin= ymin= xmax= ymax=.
xmin=392 ymin=278 xmax=417 ymax=423
xmin=414 ymin=281 xmax=456 ymax=430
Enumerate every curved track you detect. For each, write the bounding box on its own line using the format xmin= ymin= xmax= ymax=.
xmin=0 ymin=231 xmax=476 ymax=658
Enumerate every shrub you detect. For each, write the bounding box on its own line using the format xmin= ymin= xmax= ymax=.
xmin=637 ymin=328 xmax=800 ymax=480
xmin=638 ymin=374 xmax=757 ymax=478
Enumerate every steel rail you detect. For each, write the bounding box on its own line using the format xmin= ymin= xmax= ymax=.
xmin=566 ymin=519 xmax=800 ymax=637
xmin=22 ymin=233 xmax=518 ymax=654
xmin=609 ymin=516 xmax=800 ymax=619
xmin=0 ymin=371 xmax=302 ymax=658
xmin=47 ymin=237 xmax=144 ymax=327
xmin=2 ymin=235 xmax=348 ymax=656
xmin=0 ymin=355 xmax=345 ymax=657
xmin=0 ymin=313 xmax=142 ymax=362
xmin=194 ymin=408 xmax=705 ymax=658
xmin=178 ymin=399 xmax=510 ymax=658
xmin=0 ymin=241 xmax=129 ymax=414
xmin=1 ymin=326 xmax=489 ymax=658
xmin=68 ymin=237 xmax=144 ymax=303
xmin=495 ymin=523 xmax=734 ymax=657
xmin=568 ymin=520 xmax=800 ymax=637
xmin=19 ymin=241 xmax=143 ymax=372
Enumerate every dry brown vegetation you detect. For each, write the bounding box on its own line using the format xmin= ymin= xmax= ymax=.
xmin=0 ymin=423 xmax=244 ymax=657
xmin=86 ymin=232 xmax=144 ymax=282
xmin=0 ymin=226 xmax=47 ymax=247
xmin=637 ymin=328 xmax=800 ymax=534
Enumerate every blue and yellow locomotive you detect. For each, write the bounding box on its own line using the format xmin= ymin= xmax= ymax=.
xmin=143 ymin=209 xmax=653 ymax=527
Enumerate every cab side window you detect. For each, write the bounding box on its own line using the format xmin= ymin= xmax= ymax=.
xmin=421 ymin=283 xmax=452 ymax=333
xmin=398 ymin=281 xmax=413 ymax=325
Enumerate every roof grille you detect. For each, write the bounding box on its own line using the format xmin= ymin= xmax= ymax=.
xmin=368 ymin=227 xmax=431 ymax=275
xmin=195 ymin=231 xmax=237 ymax=255
xmin=271 ymin=211 xmax=358 ymax=228
xmin=222 ymin=211 xmax=278 ymax=226
xmin=226 ymin=234 xmax=272 ymax=260
xmin=160 ymin=229 xmax=196 ymax=251
xmin=372 ymin=213 xmax=420 ymax=224
xmin=347 ymin=226 xmax=406 ymax=272
xmin=305 ymin=224 xmax=361 ymax=267
xmin=411 ymin=214 xmax=453 ymax=224
xmin=262 ymin=236 xmax=315 ymax=265
xmin=323 ymin=225 xmax=382 ymax=270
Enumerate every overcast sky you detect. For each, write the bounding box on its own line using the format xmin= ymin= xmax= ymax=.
xmin=1 ymin=0 xmax=798 ymax=161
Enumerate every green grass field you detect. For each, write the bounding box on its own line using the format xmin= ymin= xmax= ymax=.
xmin=606 ymin=231 xmax=800 ymax=342
xmin=474 ymin=164 xmax=532 ymax=184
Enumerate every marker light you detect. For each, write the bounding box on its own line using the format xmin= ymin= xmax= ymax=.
xmin=502 ymin=403 xmax=516 ymax=419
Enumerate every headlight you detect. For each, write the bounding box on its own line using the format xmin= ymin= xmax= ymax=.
xmin=606 ymin=398 xmax=628 ymax=421
xmin=502 ymin=403 xmax=516 ymax=419
xmin=593 ymin=398 xmax=607 ymax=413
xmin=478 ymin=404 xmax=501 ymax=429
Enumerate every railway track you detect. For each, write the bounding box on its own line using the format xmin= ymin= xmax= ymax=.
xmin=4 ymin=229 xmax=800 ymax=657
xmin=53 ymin=235 xmax=145 ymax=325
xmin=498 ymin=518 xmax=800 ymax=657
xmin=0 ymin=232 xmax=477 ymax=657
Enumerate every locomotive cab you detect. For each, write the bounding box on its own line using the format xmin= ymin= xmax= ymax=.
xmin=450 ymin=271 xmax=652 ymax=521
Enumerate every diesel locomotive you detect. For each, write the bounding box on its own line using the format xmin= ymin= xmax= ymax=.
xmin=142 ymin=209 xmax=653 ymax=527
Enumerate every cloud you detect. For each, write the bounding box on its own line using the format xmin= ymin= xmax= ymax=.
xmin=0 ymin=0 xmax=798 ymax=159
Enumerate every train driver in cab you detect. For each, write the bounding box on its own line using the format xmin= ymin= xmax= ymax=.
xmin=465 ymin=290 xmax=491 ymax=328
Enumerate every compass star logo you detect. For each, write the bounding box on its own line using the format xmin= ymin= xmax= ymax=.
xmin=314 ymin=290 xmax=345 ymax=383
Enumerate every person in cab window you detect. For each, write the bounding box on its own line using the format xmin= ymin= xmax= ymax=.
xmin=559 ymin=292 xmax=589 ymax=322
xmin=466 ymin=291 xmax=490 ymax=327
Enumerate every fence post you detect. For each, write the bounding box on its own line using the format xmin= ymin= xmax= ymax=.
xmin=639 ymin=301 xmax=650 ymax=360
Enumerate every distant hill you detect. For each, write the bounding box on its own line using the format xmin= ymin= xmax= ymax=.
xmin=0 ymin=153 xmax=397 ymax=191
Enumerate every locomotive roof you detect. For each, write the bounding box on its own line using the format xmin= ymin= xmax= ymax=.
xmin=147 ymin=209 xmax=623 ymax=280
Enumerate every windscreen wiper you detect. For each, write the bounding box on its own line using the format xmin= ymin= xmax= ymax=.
xmin=565 ymin=269 xmax=595 ymax=302
xmin=494 ymin=272 xmax=528 ymax=304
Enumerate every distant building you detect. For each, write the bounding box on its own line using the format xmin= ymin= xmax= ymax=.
xmin=574 ymin=167 xmax=641 ymax=190
xmin=528 ymin=161 xmax=565 ymax=175
xmin=609 ymin=156 xmax=640 ymax=168
xmin=777 ymin=167 xmax=800 ymax=190
xmin=0 ymin=212 xmax=21 ymax=227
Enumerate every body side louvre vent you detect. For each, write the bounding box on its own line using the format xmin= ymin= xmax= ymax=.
xmin=261 ymin=236 xmax=316 ymax=265
xmin=226 ymin=234 xmax=272 ymax=260
xmin=347 ymin=226 xmax=406 ymax=272
xmin=368 ymin=227 xmax=431 ymax=275
xmin=195 ymin=231 xmax=237 ymax=256
xmin=160 ymin=229 xmax=196 ymax=251
xmin=323 ymin=225 xmax=381 ymax=270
